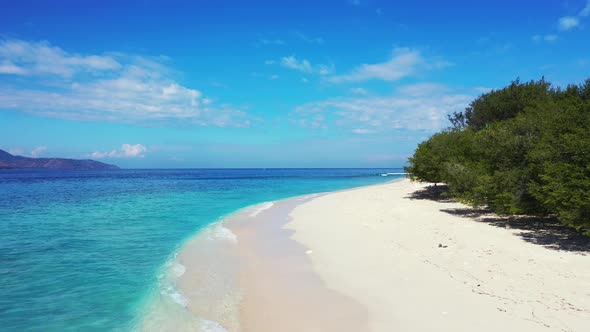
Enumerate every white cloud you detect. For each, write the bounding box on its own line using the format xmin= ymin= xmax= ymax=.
xmin=327 ymin=48 xmax=450 ymax=83
xmin=0 ymin=39 xmax=250 ymax=127
xmin=533 ymin=34 xmax=558 ymax=42
xmin=349 ymin=87 xmax=368 ymax=95
xmin=557 ymin=2 xmax=590 ymax=31
xmin=90 ymin=144 xmax=147 ymax=159
xmin=0 ymin=39 xmax=120 ymax=77
xmin=289 ymin=114 xmax=327 ymax=129
xmin=281 ymin=56 xmax=313 ymax=73
xmin=535 ymin=2 xmax=589 ymax=41
xmin=558 ymin=16 xmax=580 ymax=31
xmin=293 ymin=84 xmax=473 ymax=132
xmin=0 ymin=60 xmax=27 ymax=74
xmin=292 ymin=32 xmax=324 ymax=45
xmin=317 ymin=65 xmax=333 ymax=75
xmin=121 ymin=144 xmax=147 ymax=157
xmin=30 ymin=146 xmax=47 ymax=157
xmin=351 ymin=128 xmax=376 ymax=134
xmin=90 ymin=150 xmax=117 ymax=159
xmin=269 ymin=55 xmax=333 ymax=76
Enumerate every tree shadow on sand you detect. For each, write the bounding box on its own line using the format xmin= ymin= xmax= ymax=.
xmin=407 ymin=185 xmax=590 ymax=254
xmin=406 ymin=184 xmax=454 ymax=203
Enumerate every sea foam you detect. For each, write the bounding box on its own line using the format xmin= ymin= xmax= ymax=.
xmin=296 ymin=193 xmax=321 ymax=201
xmin=248 ymin=201 xmax=274 ymax=217
xmin=204 ymin=223 xmax=238 ymax=243
xmin=159 ymin=256 xmax=189 ymax=308
xmin=160 ymin=286 xmax=189 ymax=308
xmin=199 ymin=319 xmax=230 ymax=332
xmin=171 ymin=262 xmax=186 ymax=278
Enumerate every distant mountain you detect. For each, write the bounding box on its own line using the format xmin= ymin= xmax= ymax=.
xmin=0 ymin=149 xmax=119 ymax=170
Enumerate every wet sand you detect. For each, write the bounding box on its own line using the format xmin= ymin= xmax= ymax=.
xmin=227 ymin=196 xmax=369 ymax=332
xmin=176 ymin=194 xmax=370 ymax=332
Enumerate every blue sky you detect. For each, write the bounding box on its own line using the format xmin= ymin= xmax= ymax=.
xmin=1 ymin=0 xmax=589 ymax=168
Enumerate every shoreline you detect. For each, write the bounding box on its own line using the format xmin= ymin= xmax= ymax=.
xmin=153 ymin=177 xmax=589 ymax=331
xmin=226 ymin=194 xmax=370 ymax=332
xmin=141 ymin=177 xmax=404 ymax=331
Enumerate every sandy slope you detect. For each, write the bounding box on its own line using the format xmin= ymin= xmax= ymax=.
xmin=286 ymin=179 xmax=590 ymax=332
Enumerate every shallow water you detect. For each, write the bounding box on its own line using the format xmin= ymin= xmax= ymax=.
xmin=0 ymin=168 xmax=402 ymax=331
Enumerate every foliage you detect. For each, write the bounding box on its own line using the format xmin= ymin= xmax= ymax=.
xmin=450 ymin=78 xmax=553 ymax=131
xmin=406 ymin=78 xmax=590 ymax=235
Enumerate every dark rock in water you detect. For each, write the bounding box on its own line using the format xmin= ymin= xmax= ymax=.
xmin=0 ymin=149 xmax=119 ymax=170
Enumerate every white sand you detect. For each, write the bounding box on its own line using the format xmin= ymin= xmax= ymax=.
xmin=286 ymin=179 xmax=590 ymax=332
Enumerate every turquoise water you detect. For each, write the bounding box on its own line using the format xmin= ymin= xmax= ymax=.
xmin=0 ymin=168 xmax=403 ymax=331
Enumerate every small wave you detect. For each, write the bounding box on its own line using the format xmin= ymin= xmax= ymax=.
xmin=160 ymin=286 xmax=189 ymax=308
xmin=200 ymin=320 xmax=230 ymax=332
xmin=296 ymin=193 xmax=320 ymax=201
xmin=248 ymin=201 xmax=274 ymax=217
xmin=379 ymin=172 xmax=407 ymax=177
xmin=204 ymin=223 xmax=238 ymax=243
xmin=158 ymin=257 xmax=189 ymax=308
xmin=171 ymin=262 xmax=186 ymax=278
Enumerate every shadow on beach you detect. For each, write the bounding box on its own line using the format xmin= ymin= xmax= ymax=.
xmin=407 ymin=185 xmax=590 ymax=254
xmin=406 ymin=184 xmax=455 ymax=203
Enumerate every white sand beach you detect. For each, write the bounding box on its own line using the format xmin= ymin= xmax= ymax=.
xmin=179 ymin=178 xmax=590 ymax=332
xmin=285 ymin=179 xmax=590 ymax=331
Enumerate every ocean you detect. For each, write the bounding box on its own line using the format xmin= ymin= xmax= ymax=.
xmin=0 ymin=168 xmax=403 ymax=331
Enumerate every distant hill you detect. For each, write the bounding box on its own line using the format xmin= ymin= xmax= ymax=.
xmin=0 ymin=149 xmax=119 ymax=170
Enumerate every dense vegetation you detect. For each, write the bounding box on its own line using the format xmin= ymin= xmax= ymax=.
xmin=405 ymin=78 xmax=590 ymax=235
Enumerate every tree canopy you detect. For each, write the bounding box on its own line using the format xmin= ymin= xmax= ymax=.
xmin=405 ymin=78 xmax=590 ymax=235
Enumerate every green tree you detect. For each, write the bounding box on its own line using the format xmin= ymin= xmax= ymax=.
xmin=528 ymin=99 xmax=590 ymax=234
xmin=450 ymin=78 xmax=553 ymax=131
xmin=407 ymin=77 xmax=590 ymax=235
